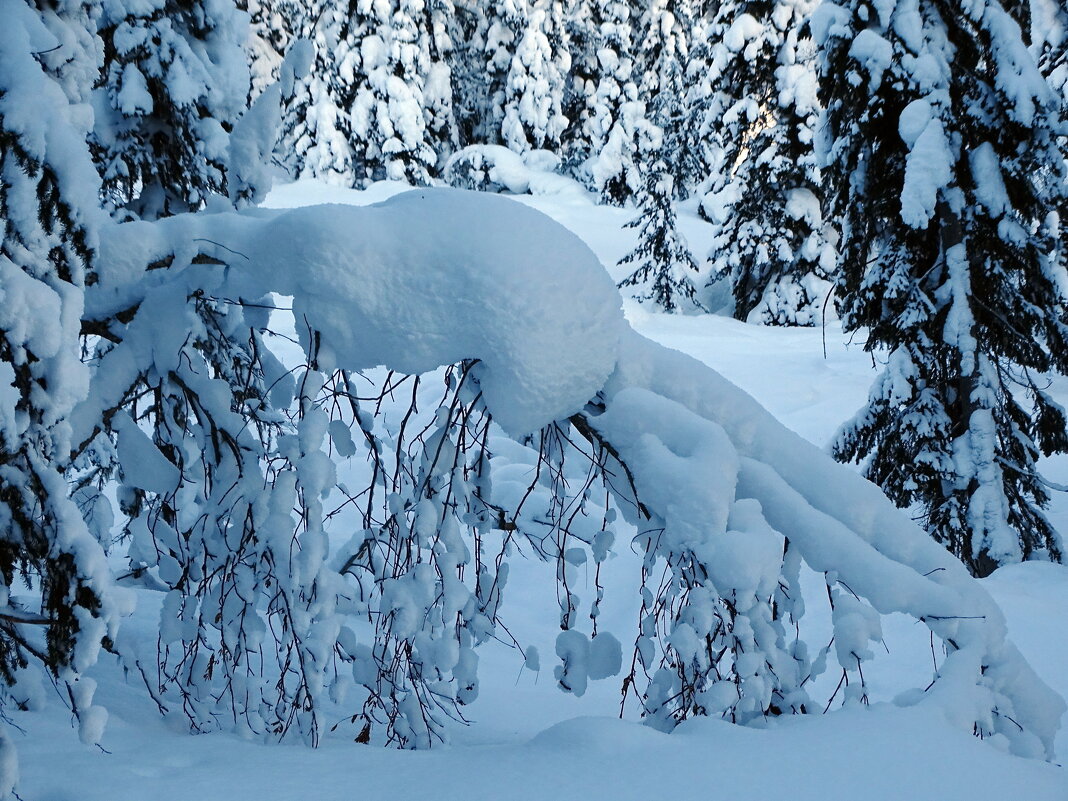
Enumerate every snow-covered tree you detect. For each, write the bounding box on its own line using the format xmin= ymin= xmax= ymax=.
xmin=277 ymin=0 xmax=355 ymax=183
xmin=241 ymin=0 xmax=299 ymax=97
xmin=569 ymin=0 xmax=653 ymax=204
xmin=635 ymin=0 xmax=704 ymax=196
xmin=481 ymin=0 xmax=523 ymax=141
xmin=560 ymin=0 xmax=597 ymax=164
xmin=73 ymin=188 xmax=1061 ymax=763
xmin=500 ymin=0 xmax=570 ymax=152
xmin=449 ymin=0 xmax=493 ymax=144
xmin=695 ymin=0 xmax=770 ymax=218
xmin=817 ymin=0 xmax=1068 ymax=575
xmin=617 ymin=157 xmax=702 ymax=312
xmin=92 ymin=0 xmax=252 ymax=218
xmin=0 ymin=1 xmax=123 ymax=790
xmin=352 ymin=0 xmax=439 ymax=183
xmin=1024 ymin=0 xmax=1068 ymax=100
xmin=421 ymin=0 xmax=460 ymax=169
xmin=700 ymin=0 xmax=835 ymax=325
xmin=282 ymin=0 xmax=448 ymax=186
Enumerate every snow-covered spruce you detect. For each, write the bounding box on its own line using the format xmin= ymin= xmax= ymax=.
xmin=816 ymin=0 xmax=1068 ymax=575
xmin=243 ymin=0 xmax=296 ymax=97
xmin=634 ymin=0 xmax=705 ymax=198
xmin=278 ymin=0 xmax=450 ymax=187
xmin=0 ymin=0 xmax=129 ymax=791
xmin=92 ymin=0 xmax=251 ymax=219
xmin=500 ymin=0 xmax=570 ymax=153
xmin=567 ymin=0 xmax=655 ymax=204
xmin=79 ymin=188 xmax=1063 ymax=763
xmin=700 ymin=0 xmax=836 ymax=325
xmin=617 ymin=158 xmax=703 ymax=312
xmin=1027 ymin=0 xmax=1068 ymax=97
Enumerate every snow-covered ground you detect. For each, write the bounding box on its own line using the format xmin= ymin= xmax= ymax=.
xmin=15 ymin=178 xmax=1068 ymax=799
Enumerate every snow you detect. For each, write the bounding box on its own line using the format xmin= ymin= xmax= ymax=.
xmin=443 ymin=144 xmax=587 ymax=197
xmin=96 ymin=188 xmax=624 ymax=436
xmin=847 ymin=29 xmax=894 ymax=89
xmin=21 ymin=177 xmax=1068 ymax=799
xmin=900 ymin=116 xmax=953 ymax=228
xmin=969 ymin=142 xmax=1009 ymax=218
xmin=113 ymin=411 xmax=181 ymax=494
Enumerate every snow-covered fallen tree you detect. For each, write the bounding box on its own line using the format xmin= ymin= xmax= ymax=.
xmin=61 ymin=188 xmax=1060 ymax=762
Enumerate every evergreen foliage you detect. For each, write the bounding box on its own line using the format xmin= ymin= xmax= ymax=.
xmin=577 ymin=0 xmax=652 ymax=204
xmin=817 ymin=0 xmax=1068 ymax=575
xmin=701 ymin=0 xmax=834 ymax=325
xmin=0 ymin=0 xmax=121 ymax=774
xmin=617 ymin=157 xmax=702 ymax=312
xmin=501 ymin=0 xmax=570 ymax=152
xmin=636 ymin=0 xmax=704 ymax=197
xmin=280 ymin=0 xmax=355 ymax=183
xmin=92 ymin=0 xmax=251 ymax=218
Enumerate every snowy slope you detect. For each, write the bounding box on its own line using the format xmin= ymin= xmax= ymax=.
xmin=15 ymin=178 xmax=1066 ymax=800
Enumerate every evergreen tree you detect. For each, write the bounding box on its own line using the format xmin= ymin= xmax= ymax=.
xmin=92 ymin=0 xmax=252 ymax=218
xmin=355 ymin=0 xmax=438 ymax=183
xmin=500 ymin=0 xmax=570 ymax=152
xmin=450 ymin=0 xmax=494 ymax=144
xmin=242 ymin=0 xmax=298 ymax=97
xmin=1025 ymin=0 xmax=1068 ymax=95
xmin=573 ymin=0 xmax=653 ymax=204
xmin=0 ymin=0 xmax=120 ymax=785
xmin=421 ymin=0 xmax=460 ymax=169
xmin=277 ymin=0 xmax=354 ymax=182
xmin=636 ymin=0 xmax=704 ymax=196
xmin=617 ymin=157 xmax=702 ymax=312
xmin=704 ymin=0 xmax=835 ymax=325
xmin=560 ymin=0 xmax=597 ymax=166
xmin=817 ymin=0 xmax=1068 ymax=575
xmin=483 ymin=0 xmax=526 ymax=143
xmin=282 ymin=0 xmax=446 ymax=186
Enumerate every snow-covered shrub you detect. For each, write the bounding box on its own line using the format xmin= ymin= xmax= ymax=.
xmin=443 ymin=144 xmax=519 ymax=192
xmin=442 ymin=144 xmax=565 ymax=194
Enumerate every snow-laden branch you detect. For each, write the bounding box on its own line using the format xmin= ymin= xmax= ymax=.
xmin=85 ymin=187 xmax=1062 ymax=758
xmin=89 ymin=189 xmax=623 ymax=437
xmin=603 ymin=328 xmax=1063 ymax=758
